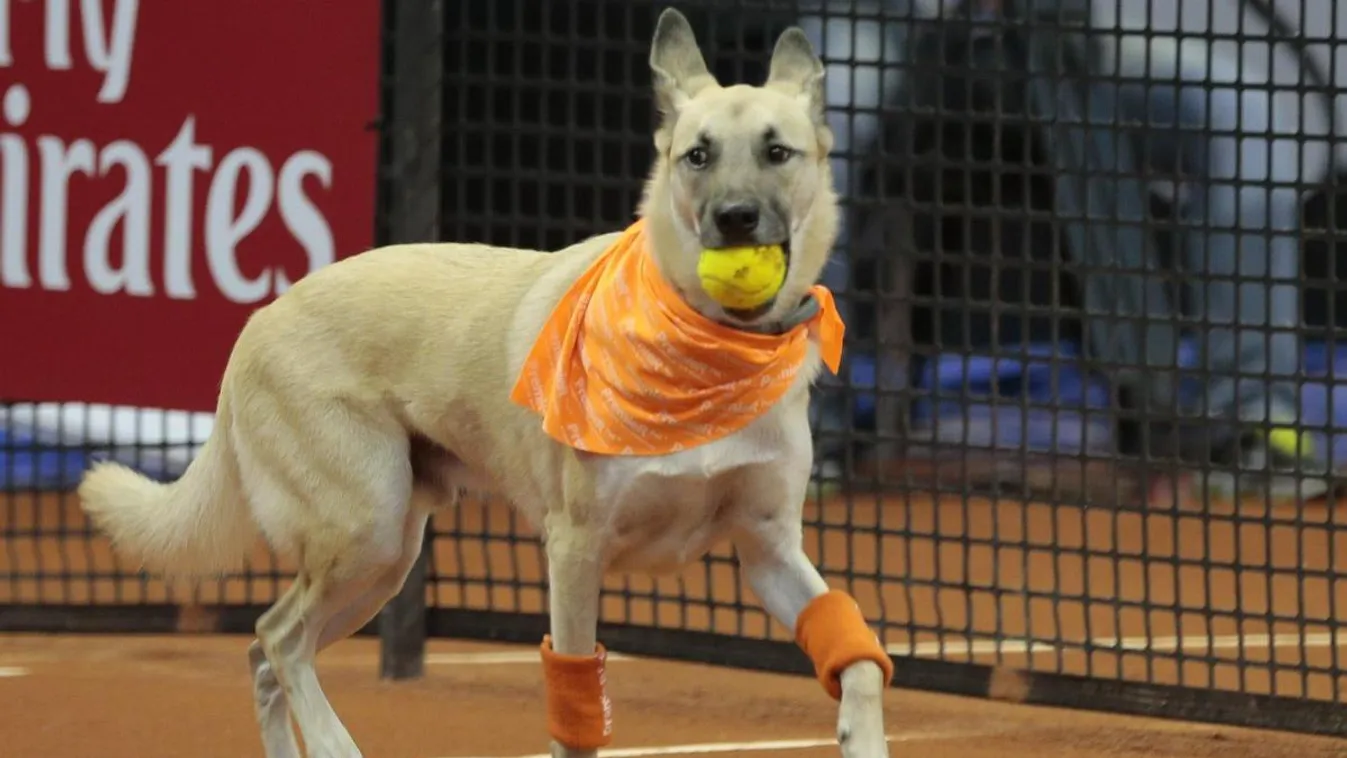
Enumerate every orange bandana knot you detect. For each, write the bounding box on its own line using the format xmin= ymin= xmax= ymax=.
xmin=510 ymin=219 xmax=845 ymax=456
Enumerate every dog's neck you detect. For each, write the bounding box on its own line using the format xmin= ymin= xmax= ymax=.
xmin=738 ymin=294 xmax=822 ymax=336
xmin=666 ymin=270 xmax=824 ymax=337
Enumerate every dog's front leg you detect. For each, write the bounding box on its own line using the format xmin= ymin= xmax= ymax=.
xmin=542 ymin=522 xmax=610 ymax=758
xmin=736 ymin=520 xmax=892 ymax=758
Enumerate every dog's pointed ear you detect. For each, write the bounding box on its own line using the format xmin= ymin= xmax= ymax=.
xmin=766 ymin=27 xmax=826 ymax=126
xmin=649 ymin=8 xmax=716 ymax=130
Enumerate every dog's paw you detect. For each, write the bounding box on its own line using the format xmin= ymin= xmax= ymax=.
xmin=549 ymin=740 xmax=599 ymax=758
xmin=836 ymin=721 xmax=888 ymax=758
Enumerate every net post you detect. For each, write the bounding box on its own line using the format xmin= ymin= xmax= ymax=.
xmin=380 ymin=521 xmax=433 ymax=680
xmin=375 ymin=0 xmax=443 ymax=682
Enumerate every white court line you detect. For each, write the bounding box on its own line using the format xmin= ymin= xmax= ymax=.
xmin=888 ymin=630 xmax=1347 ymax=658
xmin=424 ymin=651 xmax=632 ymax=666
xmin=441 ymin=730 xmax=978 ymax=758
xmin=0 ymin=667 xmax=29 ymax=678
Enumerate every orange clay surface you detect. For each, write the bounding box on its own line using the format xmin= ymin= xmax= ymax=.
xmin=4 ymin=489 xmax=1347 ymax=756
xmin=2 ymin=633 xmax=1347 ymax=758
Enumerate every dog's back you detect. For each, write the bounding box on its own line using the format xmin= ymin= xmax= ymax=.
xmin=79 ymin=232 xmax=615 ymax=578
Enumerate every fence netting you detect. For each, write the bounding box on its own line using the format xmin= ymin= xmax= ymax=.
xmin=6 ymin=0 xmax=1347 ymax=738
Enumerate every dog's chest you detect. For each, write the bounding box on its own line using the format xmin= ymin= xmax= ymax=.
xmin=589 ymin=420 xmax=791 ymax=573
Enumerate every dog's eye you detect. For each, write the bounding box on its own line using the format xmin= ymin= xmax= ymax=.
xmin=766 ymin=145 xmax=795 ymax=165
xmin=684 ymin=147 xmax=710 ymax=169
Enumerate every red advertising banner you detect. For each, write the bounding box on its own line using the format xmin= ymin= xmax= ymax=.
xmin=0 ymin=0 xmax=382 ymax=412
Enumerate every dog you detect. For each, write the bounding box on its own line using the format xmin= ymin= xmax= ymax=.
xmin=77 ymin=8 xmax=894 ymax=758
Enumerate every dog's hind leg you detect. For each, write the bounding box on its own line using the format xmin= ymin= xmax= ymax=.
xmin=250 ymin=632 xmax=302 ymax=758
xmin=250 ymin=502 xmax=431 ymax=758
xmin=256 ymin=567 xmax=381 ymax=758
xmin=314 ymin=504 xmax=431 ymax=651
xmin=237 ymin=413 xmax=417 ymax=758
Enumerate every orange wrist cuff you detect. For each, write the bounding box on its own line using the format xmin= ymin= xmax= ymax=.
xmin=540 ymin=635 xmax=614 ymax=749
xmin=794 ymin=590 xmax=895 ymax=700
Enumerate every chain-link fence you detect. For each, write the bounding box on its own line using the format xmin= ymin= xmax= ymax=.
xmin=6 ymin=0 xmax=1347 ymax=739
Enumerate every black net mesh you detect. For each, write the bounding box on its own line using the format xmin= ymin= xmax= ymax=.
xmin=6 ymin=0 xmax=1347 ymax=736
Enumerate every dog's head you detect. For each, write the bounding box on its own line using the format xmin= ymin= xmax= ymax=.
xmin=638 ymin=7 xmax=839 ymax=328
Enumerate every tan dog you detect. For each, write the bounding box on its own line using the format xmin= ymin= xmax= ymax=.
xmin=77 ymin=8 xmax=892 ymax=758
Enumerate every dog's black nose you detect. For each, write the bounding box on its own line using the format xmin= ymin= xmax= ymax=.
xmin=714 ymin=202 xmax=760 ymax=242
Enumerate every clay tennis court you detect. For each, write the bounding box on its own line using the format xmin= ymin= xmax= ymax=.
xmin=3 ymin=486 xmax=1346 ymax=756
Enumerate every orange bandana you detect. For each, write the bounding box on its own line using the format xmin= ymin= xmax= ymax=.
xmin=510 ymin=219 xmax=845 ymax=456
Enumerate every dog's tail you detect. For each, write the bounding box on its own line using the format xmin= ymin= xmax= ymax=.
xmin=77 ymin=393 xmax=255 ymax=579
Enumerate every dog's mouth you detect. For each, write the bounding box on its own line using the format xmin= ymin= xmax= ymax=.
xmin=722 ymin=240 xmax=790 ymax=323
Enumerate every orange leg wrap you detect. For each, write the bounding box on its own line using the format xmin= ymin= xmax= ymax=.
xmin=794 ymin=590 xmax=895 ymax=700
xmin=540 ymin=635 xmax=614 ymax=750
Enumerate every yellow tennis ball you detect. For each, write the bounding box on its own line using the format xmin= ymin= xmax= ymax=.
xmin=1268 ymin=426 xmax=1314 ymax=458
xmin=696 ymin=244 xmax=787 ymax=310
